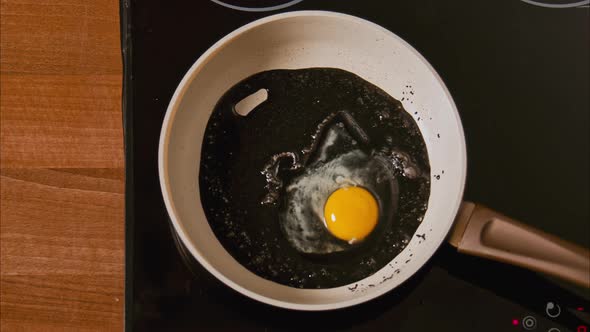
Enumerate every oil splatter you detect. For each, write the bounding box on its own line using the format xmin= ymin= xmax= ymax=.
xmin=348 ymin=284 xmax=359 ymax=291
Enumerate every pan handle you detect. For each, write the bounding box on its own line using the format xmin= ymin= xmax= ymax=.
xmin=448 ymin=202 xmax=590 ymax=288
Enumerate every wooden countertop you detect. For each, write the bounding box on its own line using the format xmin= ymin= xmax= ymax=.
xmin=1 ymin=0 xmax=124 ymax=330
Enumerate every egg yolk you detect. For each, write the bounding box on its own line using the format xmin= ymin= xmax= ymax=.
xmin=323 ymin=186 xmax=379 ymax=243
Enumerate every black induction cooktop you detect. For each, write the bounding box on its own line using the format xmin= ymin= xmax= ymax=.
xmin=121 ymin=1 xmax=590 ymax=331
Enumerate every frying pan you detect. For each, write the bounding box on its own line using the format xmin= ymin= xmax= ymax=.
xmin=158 ymin=11 xmax=590 ymax=310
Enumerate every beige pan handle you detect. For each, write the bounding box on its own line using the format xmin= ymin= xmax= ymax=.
xmin=449 ymin=202 xmax=590 ymax=288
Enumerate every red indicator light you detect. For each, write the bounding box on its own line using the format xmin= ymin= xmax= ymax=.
xmin=578 ymin=307 xmax=585 ymax=311
xmin=512 ymin=319 xmax=519 ymax=326
xmin=578 ymin=325 xmax=588 ymax=332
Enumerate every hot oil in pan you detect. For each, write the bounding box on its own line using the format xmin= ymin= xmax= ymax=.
xmin=199 ymin=68 xmax=430 ymax=288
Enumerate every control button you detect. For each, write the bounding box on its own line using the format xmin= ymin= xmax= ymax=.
xmin=523 ymin=316 xmax=537 ymax=330
xmin=547 ymin=328 xmax=561 ymax=332
xmin=578 ymin=326 xmax=588 ymax=332
xmin=546 ymin=302 xmax=561 ymax=318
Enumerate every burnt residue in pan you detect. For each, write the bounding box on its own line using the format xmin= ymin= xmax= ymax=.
xmin=199 ymin=68 xmax=430 ymax=288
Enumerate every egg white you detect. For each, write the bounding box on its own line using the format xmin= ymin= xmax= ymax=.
xmin=279 ymin=125 xmax=397 ymax=255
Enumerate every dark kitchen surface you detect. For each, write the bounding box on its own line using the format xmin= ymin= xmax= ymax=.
xmin=121 ymin=1 xmax=590 ymax=331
